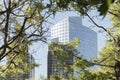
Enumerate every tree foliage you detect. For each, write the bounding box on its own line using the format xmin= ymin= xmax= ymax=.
xmin=49 ymin=0 xmax=119 ymax=16
xmin=48 ymin=1 xmax=120 ymax=79
xmin=0 ymin=0 xmax=120 ymax=80
xmin=96 ymin=2 xmax=120 ymax=80
xmin=49 ymin=39 xmax=98 ymax=80
xmin=0 ymin=0 xmax=52 ymax=62
xmin=0 ymin=0 xmax=118 ymax=65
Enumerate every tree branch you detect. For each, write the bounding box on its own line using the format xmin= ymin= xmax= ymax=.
xmin=0 ymin=0 xmax=11 ymax=59
xmin=73 ymin=54 xmax=115 ymax=68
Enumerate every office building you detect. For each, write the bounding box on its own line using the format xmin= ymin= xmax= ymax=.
xmin=10 ymin=55 xmax=35 ymax=80
xmin=29 ymin=55 xmax=35 ymax=79
xmin=47 ymin=16 xmax=97 ymax=78
xmin=47 ymin=42 xmax=73 ymax=79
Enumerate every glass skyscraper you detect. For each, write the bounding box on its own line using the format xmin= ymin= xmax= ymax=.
xmin=47 ymin=16 xmax=98 ymax=78
xmin=51 ymin=16 xmax=97 ymax=59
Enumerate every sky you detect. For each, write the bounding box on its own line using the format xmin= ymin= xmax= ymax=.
xmin=33 ymin=11 xmax=112 ymax=80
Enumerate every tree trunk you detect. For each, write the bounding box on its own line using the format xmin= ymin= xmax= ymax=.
xmin=115 ymin=61 xmax=120 ymax=80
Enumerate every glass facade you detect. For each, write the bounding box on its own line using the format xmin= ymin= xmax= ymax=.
xmin=48 ymin=16 xmax=98 ymax=78
xmin=51 ymin=16 xmax=97 ymax=59
xmin=69 ymin=17 xmax=97 ymax=59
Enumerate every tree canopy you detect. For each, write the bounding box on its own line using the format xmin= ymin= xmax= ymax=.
xmin=0 ymin=0 xmax=118 ymax=63
xmin=0 ymin=0 xmax=120 ymax=80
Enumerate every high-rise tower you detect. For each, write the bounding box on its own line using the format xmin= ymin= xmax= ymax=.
xmin=47 ymin=16 xmax=98 ymax=78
